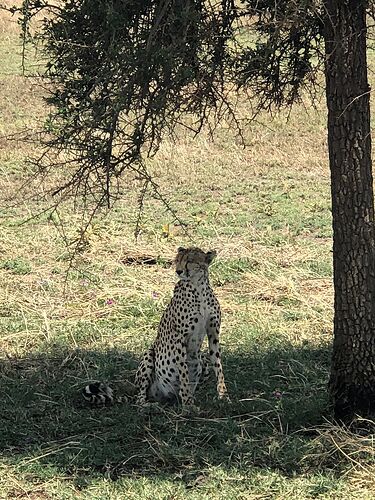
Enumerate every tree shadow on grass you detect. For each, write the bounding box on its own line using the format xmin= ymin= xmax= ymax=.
xmin=0 ymin=342 xmax=333 ymax=493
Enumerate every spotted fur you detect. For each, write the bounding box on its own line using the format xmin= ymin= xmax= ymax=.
xmin=135 ymin=247 xmax=229 ymax=406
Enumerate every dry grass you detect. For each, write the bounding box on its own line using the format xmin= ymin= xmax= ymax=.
xmin=0 ymin=1 xmax=20 ymax=34
xmin=302 ymin=419 xmax=375 ymax=496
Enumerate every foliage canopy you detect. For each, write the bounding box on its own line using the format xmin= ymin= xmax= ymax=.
xmin=6 ymin=0 xmax=324 ymax=209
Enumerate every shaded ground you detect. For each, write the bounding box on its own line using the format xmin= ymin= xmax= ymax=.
xmin=1 ymin=343 xmax=331 ymax=496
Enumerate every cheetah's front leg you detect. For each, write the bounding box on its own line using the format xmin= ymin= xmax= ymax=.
xmin=207 ymin=320 xmax=229 ymax=401
xmin=175 ymin=341 xmax=195 ymax=406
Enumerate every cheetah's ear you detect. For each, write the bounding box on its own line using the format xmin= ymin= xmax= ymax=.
xmin=205 ymin=250 xmax=217 ymax=264
xmin=177 ymin=247 xmax=186 ymax=253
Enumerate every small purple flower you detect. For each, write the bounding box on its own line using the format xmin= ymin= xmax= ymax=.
xmin=106 ymin=298 xmax=115 ymax=306
xmin=151 ymin=291 xmax=160 ymax=300
xmin=273 ymin=390 xmax=283 ymax=400
xmin=38 ymin=279 xmax=50 ymax=288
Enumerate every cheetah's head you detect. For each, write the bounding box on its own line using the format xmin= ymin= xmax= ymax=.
xmin=175 ymin=247 xmax=216 ymax=281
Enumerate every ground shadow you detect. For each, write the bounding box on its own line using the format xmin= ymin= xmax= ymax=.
xmin=1 ymin=342 xmax=333 ymax=491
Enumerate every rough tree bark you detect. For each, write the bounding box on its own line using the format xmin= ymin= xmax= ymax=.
xmin=324 ymin=0 xmax=375 ymax=420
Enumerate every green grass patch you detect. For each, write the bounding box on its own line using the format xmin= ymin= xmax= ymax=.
xmin=211 ymin=257 xmax=257 ymax=286
xmin=0 ymin=257 xmax=32 ymax=274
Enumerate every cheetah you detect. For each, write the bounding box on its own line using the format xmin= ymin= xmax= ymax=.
xmin=135 ymin=247 xmax=229 ymax=407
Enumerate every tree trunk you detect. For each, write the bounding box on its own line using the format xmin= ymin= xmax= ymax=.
xmin=324 ymin=0 xmax=375 ymax=420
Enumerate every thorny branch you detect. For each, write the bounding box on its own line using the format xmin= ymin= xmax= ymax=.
xmin=2 ymin=0 xmax=328 ymax=242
